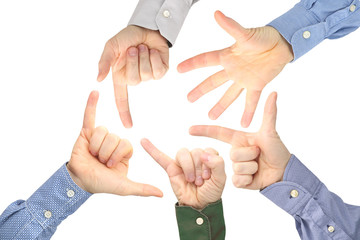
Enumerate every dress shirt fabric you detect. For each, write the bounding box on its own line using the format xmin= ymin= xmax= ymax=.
xmin=269 ymin=0 xmax=360 ymax=60
xmin=0 ymin=164 xmax=92 ymax=240
xmin=176 ymin=199 xmax=225 ymax=240
xmin=261 ymin=155 xmax=360 ymax=240
xmin=128 ymin=0 xmax=199 ymax=46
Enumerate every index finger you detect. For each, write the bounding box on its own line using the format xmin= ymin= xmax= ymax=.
xmin=83 ymin=91 xmax=99 ymax=130
xmin=113 ymin=71 xmax=133 ymax=128
xmin=189 ymin=125 xmax=245 ymax=145
xmin=177 ymin=50 xmax=221 ymax=73
xmin=141 ymin=138 xmax=173 ymax=172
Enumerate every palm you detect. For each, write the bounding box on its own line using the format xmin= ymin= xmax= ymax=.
xmin=178 ymin=11 xmax=293 ymax=128
xmin=67 ymin=91 xmax=163 ymax=197
xmin=166 ymin=162 xmax=223 ymax=209
xmin=220 ymin=26 xmax=291 ymax=91
xmin=69 ymin=131 xmax=130 ymax=195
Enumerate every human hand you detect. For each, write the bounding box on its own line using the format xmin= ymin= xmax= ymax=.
xmin=98 ymin=25 xmax=169 ymax=128
xmin=67 ymin=91 xmax=163 ymax=197
xmin=178 ymin=11 xmax=294 ymax=128
xmin=189 ymin=92 xmax=291 ymax=190
xmin=141 ymin=139 xmax=226 ymax=209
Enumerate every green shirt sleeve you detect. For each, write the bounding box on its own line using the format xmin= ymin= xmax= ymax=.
xmin=175 ymin=199 xmax=225 ymax=240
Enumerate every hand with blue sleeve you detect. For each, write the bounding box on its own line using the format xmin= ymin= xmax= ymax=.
xmin=189 ymin=92 xmax=360 ymax=239
xmin=67 ymin=91 xmax=163 ymax=197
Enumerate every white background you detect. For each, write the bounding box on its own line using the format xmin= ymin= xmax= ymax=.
xmin=0 ymin=0 xmax=359 ymax=239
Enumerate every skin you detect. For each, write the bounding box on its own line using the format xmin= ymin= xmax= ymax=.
xmin=67 ymin=91 xmax=163 ymax=197
xmin=98 ymin=26 xmax=169 ymax=128
xmin=189 ymin=92 xmax=291 ymax=190
xmin=178 ymin=11 xmax=294 ymax=128
xmin=141 ymin=139 xmax=226 ymax=209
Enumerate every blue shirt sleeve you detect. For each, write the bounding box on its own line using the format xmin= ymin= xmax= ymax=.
xmin=268 ymin=0 xmax=360 ymax=60
xmin=0 ymin=164 xmax=92 ymax=240
xmin=261 ymin=155 xmax=360 ymax=240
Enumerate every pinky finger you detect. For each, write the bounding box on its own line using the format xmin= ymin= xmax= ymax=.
xmin=232 ymin=174 xmax=253 ymax=188
xmin=209 ymin=83 xmax=244 ymax=120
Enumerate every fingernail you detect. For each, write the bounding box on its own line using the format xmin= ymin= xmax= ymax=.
xmin=203 ymin=170 xmax=210 ymax=179
xmin=138 ymin=44 xmax=147 ymax=52
xmin=128 ymin=47 xmax=138 ymax=57
xmin=195 ymin=176 xmax=203 ymax=186
xmin=107 ymin=159 xmax=114 ymax=168
xmin=188 ymin=174 xmax=195 ymax=182
xmin=201 ymin=152 xmax=211 ymax=162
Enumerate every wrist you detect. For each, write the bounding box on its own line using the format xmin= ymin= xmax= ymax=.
xmin=66 ymin=163 xmax=88 ymax=192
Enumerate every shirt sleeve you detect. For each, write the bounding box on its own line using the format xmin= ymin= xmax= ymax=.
xmin=175 ymin=199 xmax=225 ymax=240
xmin=0 ymin=164 xmax=92 ymax=240
xmin=261 ymin=155 xmax=360 ymax=240
xmin=268 ymin=0 xmax=360 ymax=60
xmin=128 ymin=0 xmax=199 ymax=46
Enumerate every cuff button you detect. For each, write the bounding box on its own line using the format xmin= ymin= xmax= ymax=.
xmin=196 ymin=217 xmax=204 ymax=226
xmin=302 ymin=31 xmax=311 ymax=39
xmin=44 ymin=210 xmax=52 ymax=219
xmin=290 ymin=190 xmax=299 ymax=198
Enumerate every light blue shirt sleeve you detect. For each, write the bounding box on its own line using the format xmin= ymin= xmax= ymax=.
xmin=128 ymin=0 xmax=199 ymax=46
xmin=268 ymin=0 xmax=360 ymax=60
xmin=0 ymin=164 xmax=92 ymax=240
xmin=261 ymin=155 xmax=360 ymax=240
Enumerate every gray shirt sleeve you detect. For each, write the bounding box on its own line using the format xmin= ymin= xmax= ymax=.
xmin=128 ymin=0 xmax=199 ymax=46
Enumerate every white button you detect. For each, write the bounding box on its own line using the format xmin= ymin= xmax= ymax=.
xmin=67 ymin=189 xmax=75 ymax=198
xmin=196 ymin=217 xmax=204 ymax=225
xmin=303 ymin=31 xmax=311 ymax=39
xmin=350 ymin=4 xmax=356 ymax=12
xmin=290 ymin=190 xmax=299 ymax=198
xmin=328 ymin=225 xmax=335 ymax=233
xmin=163 ymin=10 xmax=170 ymax=18
xmin=44 ymin=211 xmax=52 ymax=219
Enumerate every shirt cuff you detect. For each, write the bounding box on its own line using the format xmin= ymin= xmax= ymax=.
xmin=268 ymin=3 xmax=323 ymax=60
xmin=175 ymin=199 xmax=225 ymax=240
xmin=128 ymin=0 xmax=193 ymax=46
xmin=260 ymin=155 xmax=322 ymax=215
xmin=26 ymin=164 xmax=92 ymax=229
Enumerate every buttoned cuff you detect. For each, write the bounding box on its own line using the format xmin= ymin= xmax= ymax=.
xmin=176 ymin=199 xmax=225 ymax=240
xmin=268 ymin=3 xmax=322 ymax=61
xmin=128 ymin=0 xmax=193 ymax=46
xmin=269 ymin=1 xmax=360 ymax=61
xmin=261 ymin=155 xmax=352 ymax=239
xmin=260 ymin=155 xmax=321 ymax=215
xmin=26 ymin=164 xmax=92 ymax=229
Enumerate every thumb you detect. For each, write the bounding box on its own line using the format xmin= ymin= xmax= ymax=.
xmin=214 ymin=10 xmax=249 ymax=41
xmin=260 ymin=92 xmax=278 ymax=133
xmin=122 ymin=179 xmax=163 ymax=198
xmin=201 ymin=153 xmax=226 ymax=182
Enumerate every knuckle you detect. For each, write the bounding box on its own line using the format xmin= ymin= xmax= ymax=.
xmin=107 ymin=133 xmax=120 ymax=143
xmin=95 ymin=126 xmax=108 ymax=134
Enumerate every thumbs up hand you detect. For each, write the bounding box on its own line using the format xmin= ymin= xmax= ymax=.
xmin=141 ymin=139 xmax=226 ymax=209
xmin=189 ymin=92 xmax=291 ymax=190
xmin=67 ymin=91 xmax=163 ymax=197
xmin=178 ymin=11 xmax=294 ymax=128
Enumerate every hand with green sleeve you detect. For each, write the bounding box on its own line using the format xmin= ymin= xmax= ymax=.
xmin=141 ymin=140 xmax=226 ymax=240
